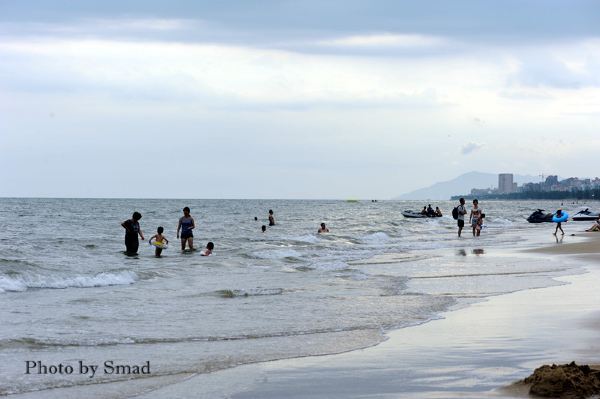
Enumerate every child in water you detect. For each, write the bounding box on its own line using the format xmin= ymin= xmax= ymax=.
xmin=149 ymin=226 xmax=169 ymax=258
xmin=201 ymin=242 xmax=214 ymax=256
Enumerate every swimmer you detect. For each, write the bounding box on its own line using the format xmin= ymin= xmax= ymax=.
xmin=201 ymin=242 xmax=214 ymax=256
xmin=268 ymin=209 xmax=275 ymax=226
xmin=261 ymin=225 xmax=267 ymax=233
xmin=318 ymin=223 xmax=329 ymax=233
xmin=149 ymin=226 xmax=169 ymax=258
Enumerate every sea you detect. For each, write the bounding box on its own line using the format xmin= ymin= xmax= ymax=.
xmin=0 ymin=198 xmax=594 ymax=396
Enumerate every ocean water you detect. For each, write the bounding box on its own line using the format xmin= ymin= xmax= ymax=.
xmin=0 ymin=198 xmax=594 ymax=396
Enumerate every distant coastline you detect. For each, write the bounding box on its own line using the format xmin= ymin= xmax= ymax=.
xmin=450 ymin=188 xmax=600 ymax=201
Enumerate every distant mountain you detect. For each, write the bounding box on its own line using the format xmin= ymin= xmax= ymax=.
xmin=394 ymin=171 xmax=539 ymax=200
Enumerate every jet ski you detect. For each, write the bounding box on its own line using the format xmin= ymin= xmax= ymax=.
xmin=571 ymin=208 xmax=600 ymax=221
xmin=526 ymin=209 xmax=554 ymax=223
xmin=402 ymin=210 xmax=442 ymax=218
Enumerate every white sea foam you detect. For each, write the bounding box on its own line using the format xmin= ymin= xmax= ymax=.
xmin=0 ymin=271 xmax=138 ymax=293
xmin=488 ymin=217 xmax=514 ymax=226
xmin=362 ymin=232 xmax=390 ymax=244
xmin=309 ymin=260 xmax=351 ymax=271
xmin=289 ymin=234 xmax=319 ymax=243
xmin=0 ymin=276 xmax=27 ymax=292
xmin=252 ymin=249 xmax=302 ymax=259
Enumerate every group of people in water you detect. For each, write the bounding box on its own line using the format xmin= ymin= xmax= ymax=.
xmin=420 ymin=204 xmax=443 ymax=217
xmin=122 ymin=199 xmax=600 ymax=256
xmin=121 ymin=207 xmax=214 ymax=257
xmin=122 ymin=207 xmax=331 ymax=257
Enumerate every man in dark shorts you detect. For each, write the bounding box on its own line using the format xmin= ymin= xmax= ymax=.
xmin=121 ymin=212 xmax=144 ymax=255
xmin=457 ymin=198 xmax=467 ymax=237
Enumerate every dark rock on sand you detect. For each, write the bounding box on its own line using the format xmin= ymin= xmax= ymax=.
xmin=522 ymin=362 xmax=600 ymax=398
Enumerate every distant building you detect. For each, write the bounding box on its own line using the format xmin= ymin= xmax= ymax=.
xmin=498 ymin=173 xmax=514 ymax=193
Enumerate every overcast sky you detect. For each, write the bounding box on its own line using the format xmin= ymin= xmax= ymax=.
xmin=1 ymin=1 xmax=599 ymax=199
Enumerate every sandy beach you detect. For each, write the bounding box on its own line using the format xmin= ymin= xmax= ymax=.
xmin=131 ymin=233 xmax=600 ymax=399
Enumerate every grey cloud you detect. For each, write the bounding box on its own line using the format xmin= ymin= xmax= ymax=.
xmin=1 ymin=1 xmax=599 ymax=53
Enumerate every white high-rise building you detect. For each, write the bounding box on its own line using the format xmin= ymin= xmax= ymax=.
xmin=498 ymin=174 xmax=514 ymax=193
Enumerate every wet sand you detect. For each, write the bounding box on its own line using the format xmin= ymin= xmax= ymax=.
xmin=527 ymin=231 xmax=600 ymax=255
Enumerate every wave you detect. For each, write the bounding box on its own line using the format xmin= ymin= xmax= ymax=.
xmin=252 ymin=249 xmax=302 ymax=259
xmin=288 ymin=234 xmax=319 ymax=243
xmin=361 ymin=232 xmax=390 ymax=244
xmin=0 ymin=325 xmax=381 ymax=349
xmin=299 ymin=260 xmax=351 ymax=272
xmin=214 ymin=287 xmax=284 ymax=298
xmin=487 ymin=217 xmax=514 ymax=226
xmin=0 ymin=271 xmax=137 ymax=293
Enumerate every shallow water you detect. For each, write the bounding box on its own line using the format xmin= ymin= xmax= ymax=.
xmin=0 ymin=198 xmax=595 ymax=395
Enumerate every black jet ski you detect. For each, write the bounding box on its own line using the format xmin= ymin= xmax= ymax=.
xmin=402 ymin=210 xmax=442 ymax=218
xmin=526 ymin=209 xmax=554 ymax=223
xmin=572 ymin=208 xmax=600 ymax=221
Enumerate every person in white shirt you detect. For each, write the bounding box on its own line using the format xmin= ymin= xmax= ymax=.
xmin=469 ymin=199 xmax=483 ymax=237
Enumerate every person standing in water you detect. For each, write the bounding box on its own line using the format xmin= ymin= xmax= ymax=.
xmin=318 ymin=223 xmax=329 ymax=233
xmin=456 ymin=198 xmax=467 ymax=237
xmin=121 ymin=212 xmax=144 ymax=255
xmin=177 ymin=207 xmax=196 ymax=251
xmin=268 ymin=209 xmax=275 ymax=226
xmin=469 ymin=199 xmax=483 ymax=237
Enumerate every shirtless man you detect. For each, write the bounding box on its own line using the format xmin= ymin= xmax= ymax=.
xmin=318 ymin=223 xmax=329 ymax=233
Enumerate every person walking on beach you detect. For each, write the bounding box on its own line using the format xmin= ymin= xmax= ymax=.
xmin=469 ymin=199 xmax=483 ymax=237
xmin=121 ymin=212 xmax=144 ymax=255
xmin=268 ymin=209 xmax=275 ymax=226
xmin=456 ymin=198 xmax=467 ymax=237
xmin=553 ymin=209 xmax=565 ymax=236
xmin=177 ymin=207 xmax=196 ymax=251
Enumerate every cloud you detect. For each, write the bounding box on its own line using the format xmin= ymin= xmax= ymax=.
xmin=461 ymin=142 xmax=484 ymax=155
xmin=506 ymin=39 xmax=600 ymax=89
xmin=0 ymin=38 xmax=458 ymax=109
xmin=317 ymin=33 xmax=447 ymax=48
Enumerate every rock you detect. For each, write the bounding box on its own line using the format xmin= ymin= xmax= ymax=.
xmin=522 ymin=362 xmax=600 ymax=398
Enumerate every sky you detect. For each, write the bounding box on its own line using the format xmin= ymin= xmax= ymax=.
xmin=1 ymin=0 xmax=599 ymax=199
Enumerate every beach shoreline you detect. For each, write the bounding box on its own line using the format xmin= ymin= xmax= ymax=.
xmin=163 ymin=232 xmax=600 ymax=399
xmin=7 ymin=218 xmax=600 ymax=398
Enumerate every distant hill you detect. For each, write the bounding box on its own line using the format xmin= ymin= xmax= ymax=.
xmin=394 ymin=171 xmax=539 ymax=200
